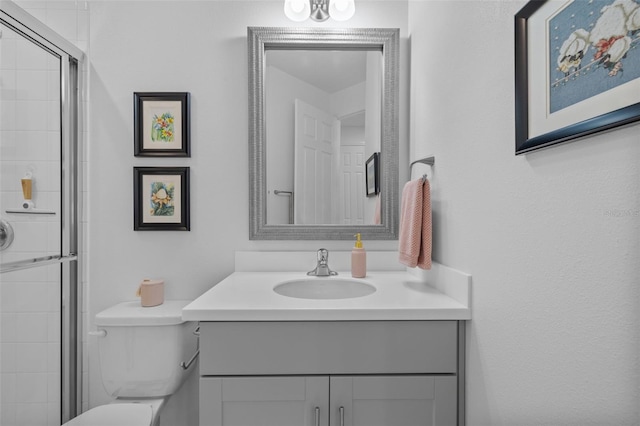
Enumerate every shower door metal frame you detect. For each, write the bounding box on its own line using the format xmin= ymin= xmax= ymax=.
xmin=0 ymin=0 xmax=84 ymax=423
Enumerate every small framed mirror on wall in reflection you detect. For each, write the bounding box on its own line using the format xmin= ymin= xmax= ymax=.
xmin=365 ymin=152 xmax=380 ymax=197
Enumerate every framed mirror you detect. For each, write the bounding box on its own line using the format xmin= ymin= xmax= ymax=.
xmin=248 ymin=27 xmax=399 ymax=240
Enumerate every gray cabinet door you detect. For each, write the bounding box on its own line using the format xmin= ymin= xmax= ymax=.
xmin=200 ymin=375 xmax=456 ymax=426
xmin=330 ymin=376 xmax=457 ymax=426
xmin=200 ymin=376 xmax=329 ymax=426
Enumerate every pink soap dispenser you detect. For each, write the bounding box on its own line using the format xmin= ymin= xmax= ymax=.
xmin=351 ymin=233 xmax=367 ymax=278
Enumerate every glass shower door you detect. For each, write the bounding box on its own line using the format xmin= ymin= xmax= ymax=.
xmin=1 ymin=3 xmax=80 ymax=425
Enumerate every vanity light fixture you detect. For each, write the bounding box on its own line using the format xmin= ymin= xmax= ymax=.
xmin=284 ymin=0 xmax=355 ymax=22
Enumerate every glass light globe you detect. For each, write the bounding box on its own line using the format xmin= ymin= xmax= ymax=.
xmin=333 ymin=0 xmax=348 ymax=11
xmin=284 ymin=0 xmax=310 ymax=21
xmin=329 ymin=0 xmax=355 ymax=21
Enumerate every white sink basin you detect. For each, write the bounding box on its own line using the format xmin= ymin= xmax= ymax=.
xmin=273 ymin=278 xmax=376 ymax=300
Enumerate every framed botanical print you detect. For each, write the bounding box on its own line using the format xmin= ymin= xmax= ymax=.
xmin=134 ymin=92 xmax=191 ymax=157
xmin=133 ymin=167 xmax=190 ymax=231
xmin=515 ymin=0 xmax=640 ymax=154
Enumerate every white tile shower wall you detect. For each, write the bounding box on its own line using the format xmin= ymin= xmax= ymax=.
xmin=0 ymin=269 xmax=62 ymax=426
xmin=1 ymin=2 xmax=89 ymax=425
xmin=0 ymin=22 xmax=62 ymax=426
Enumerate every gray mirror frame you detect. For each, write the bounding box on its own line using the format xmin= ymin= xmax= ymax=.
xmin=248 ymin=27 xmax=399 ymax=240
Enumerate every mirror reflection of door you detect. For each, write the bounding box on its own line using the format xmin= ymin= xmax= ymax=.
xmin=294 ymin=99 xmax=340 ymax=224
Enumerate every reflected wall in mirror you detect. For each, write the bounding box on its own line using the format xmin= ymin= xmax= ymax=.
xmin=249 ymin=27 xmax=399 ymax=240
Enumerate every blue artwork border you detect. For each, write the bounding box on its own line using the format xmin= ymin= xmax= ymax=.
xmin=549 ymin=0 xmax=640 ymax=113
xmin=515 ymin=0 xmax=640 ymax=154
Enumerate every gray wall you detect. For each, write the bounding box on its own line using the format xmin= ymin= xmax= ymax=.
xmin=409 ymin=1 xmax=639 ymax=425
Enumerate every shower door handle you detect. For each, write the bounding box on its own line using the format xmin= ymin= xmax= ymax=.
xmin=0 ymin=253 xmax=78 ymax=273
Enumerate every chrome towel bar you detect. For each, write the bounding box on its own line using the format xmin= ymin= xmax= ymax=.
xmin=409 ymin=156 xmax=435 ymax=171
xmin=409 ymin=156 xmax=435 ymax=181
xmin=274 ymin=190 xmax=294 ymax=224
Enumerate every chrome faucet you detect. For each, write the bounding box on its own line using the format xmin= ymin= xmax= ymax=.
xmin=307 ymin=248 xmax=338 ymax=277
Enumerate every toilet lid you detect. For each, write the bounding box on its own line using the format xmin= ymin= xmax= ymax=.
xmin=64 ymin=404 xmax=153 ymax=426
xmin=95 ymin=300 xmax=192 ymax=326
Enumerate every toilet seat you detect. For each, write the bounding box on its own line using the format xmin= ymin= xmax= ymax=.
xmin=63 ymin=403 xmax=153 ymax=426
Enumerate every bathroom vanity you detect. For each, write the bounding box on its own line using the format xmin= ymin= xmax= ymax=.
xmin=183 ymin=253 xmax=471 ymax=426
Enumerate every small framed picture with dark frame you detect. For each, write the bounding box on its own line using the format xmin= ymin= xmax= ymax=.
xmin=365 ymin=152 xmax=380 ymax=196
xmin=134 ymin=92 xmax=190 ymax=157
xmin=134 ymin=167 xmax=190 ymax=231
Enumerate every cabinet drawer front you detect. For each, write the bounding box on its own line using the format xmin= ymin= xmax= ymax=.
xmin=331 ymin=376 xmax=457 ymax=426
xmin=200 ymin=321 xmax=457 ymax=375
xmin=200 ymin=377 xmax=328 ymax=426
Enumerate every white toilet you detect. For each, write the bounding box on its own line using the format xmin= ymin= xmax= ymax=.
xmin=64 ymin=300 xmax=198 ymax=426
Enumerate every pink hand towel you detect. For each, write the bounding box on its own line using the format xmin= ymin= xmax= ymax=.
xmin=398 ymin=179 xmax=432 ymax=269
xmin=373 ymin=194 xmax=381 ymax=225
xmin=417 ymin=179 xmax=432 ymax=269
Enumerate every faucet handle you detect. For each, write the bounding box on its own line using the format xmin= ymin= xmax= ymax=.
xmin=317 ymin=248 xmax=329 ymax=264
xmin=307 ymin=248 xmax=337 ymax=276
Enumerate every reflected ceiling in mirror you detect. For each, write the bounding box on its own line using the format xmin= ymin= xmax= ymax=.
xmin=249 ymin=27 xmax=399 ymax=240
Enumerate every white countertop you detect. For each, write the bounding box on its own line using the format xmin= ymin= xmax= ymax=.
xmin=183 ymin=267 xmax=471 ymax=321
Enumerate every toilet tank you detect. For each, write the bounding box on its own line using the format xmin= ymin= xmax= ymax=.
xmin=95 ymin=300 xmax=198 ymax=398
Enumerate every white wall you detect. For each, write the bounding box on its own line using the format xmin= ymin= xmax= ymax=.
xmin=409 ymin=1 xmax=639 ymax=425
xmin=364 ymin=49 xmax=382 ymax=219
xmin=331 ymin=80 xmax=366 ymax=119
xmin=87 ymin=0 xmax=408 ymax=413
